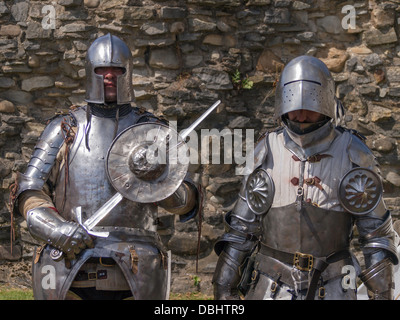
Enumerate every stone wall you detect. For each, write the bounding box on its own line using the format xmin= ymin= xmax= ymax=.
xmin=1 ymin=0 xmax=400 ymax=296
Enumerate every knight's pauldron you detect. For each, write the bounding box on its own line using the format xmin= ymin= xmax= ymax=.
xmin=245 ymin=167 xmax=275 ymax=216
xmin=338 ymin=167 xmax=383 ymax=216
xmin=13 ymin=115 xmax=70 ymax=208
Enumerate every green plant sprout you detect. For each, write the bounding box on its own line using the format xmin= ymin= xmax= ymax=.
xmin=232 ymin=69 xmax=254 ymax=90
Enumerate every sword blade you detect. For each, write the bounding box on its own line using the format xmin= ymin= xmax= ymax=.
xmin=83 ymin=192 xmax=124 ymax=231
xmin=179 ymin=100 xmax=221 ymax=139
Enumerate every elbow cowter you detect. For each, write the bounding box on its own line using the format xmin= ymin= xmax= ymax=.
xmin=357 ymin=211 xmax=399 ymax=266
xmin=157 ymin=180 xmax=198 ymax=215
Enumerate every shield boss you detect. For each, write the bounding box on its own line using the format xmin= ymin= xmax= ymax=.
xmin=106 ymin=123 xmax=188 ymax=203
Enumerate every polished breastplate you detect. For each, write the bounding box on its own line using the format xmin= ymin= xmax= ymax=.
xmin=261 ymin=128 xmax=356 ymax=257
xmin=262 ymin=203 xmax=353 ymax=257
xmin=54 ymin=107 xmax=158 ymax=230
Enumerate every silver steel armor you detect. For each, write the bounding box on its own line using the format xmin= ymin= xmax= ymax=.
xmin=245 ymin=168 xmax=274 ymax=215
xmin=12 ymin=116 xmax=66 ymax=205
xmin=213 ymin=56 xmax=398 ymax=300
xmin=338 ymin=167 xmax=383 ymax=215
xmin=26 ymin=207 xmax=93 ymax=260
xmin=85 ymin=33 xmax=134 ymax=105
xmin=11 ymin=35 xmax=200 ymax=300
xmin=106 ymin=122 xmax=189 ymax=204
xmin=14 ymin=105 xmax=199 ymax=300
xmin=275 ymin=55 xmax=336 ymax=121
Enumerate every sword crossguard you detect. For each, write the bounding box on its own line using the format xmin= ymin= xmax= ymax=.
xmin=74 ymin=206 xmax=110 ymax=238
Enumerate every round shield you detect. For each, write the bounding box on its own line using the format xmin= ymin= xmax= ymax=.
xmin=338 ymin=167 xmax=383 ymax=215
xmin=106 ymin=122 xmax=189 ymax=203
xmin=245 ymin=168 xmax=275 ymax=215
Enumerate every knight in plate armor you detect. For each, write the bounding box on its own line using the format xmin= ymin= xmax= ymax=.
xmin=212 ymin=55 xmax=399 ymax=300
xmin=10 ymin=34 xmax=201 ymax=300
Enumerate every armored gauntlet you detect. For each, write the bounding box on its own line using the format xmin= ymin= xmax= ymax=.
xmin=27 ymin=207 xmax=94 ymax=260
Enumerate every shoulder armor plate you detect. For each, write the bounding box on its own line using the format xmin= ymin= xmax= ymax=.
xmin=238 ymin=133 xmax=269 ymax=198
xmin=16 ymin=114 xmax=69 ymax=197
xmin=245 ymin=167 xmax=275 ymax=215
xmin=338 ymin=167 xmax=383 ymax=215
xmin=347 ymin=130 xmax=377 ymax=169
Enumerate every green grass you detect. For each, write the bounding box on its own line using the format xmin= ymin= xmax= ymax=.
xmin=170 ymin=292 xmax=213 ymax=300
xmin=0 ymin=286 xmax=212 ymax=300
xmin=0 ymin=286 xmax=33 ymax=300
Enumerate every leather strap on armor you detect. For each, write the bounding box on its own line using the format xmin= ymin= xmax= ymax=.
xmin=259 ymin=243 xmax=351 ymax=300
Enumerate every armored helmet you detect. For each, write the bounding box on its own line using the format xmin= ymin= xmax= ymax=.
xmin=85 ymin=33 xmax=134 ymax=105
xmin=275 ymin=55 xmax=338 ymax=121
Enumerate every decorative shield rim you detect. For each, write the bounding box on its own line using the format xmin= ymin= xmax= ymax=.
xmin=338 ymin=167 xmax=383 ymax=215
xmin=245 ymin=167 xmax=275 ymax=215
xmin=106 ymin=122 xmax=189 ymax=203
